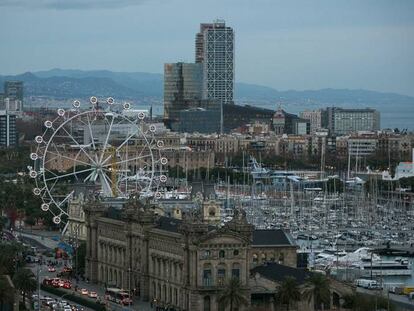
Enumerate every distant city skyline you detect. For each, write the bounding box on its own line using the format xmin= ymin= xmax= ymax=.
xmin=0 ymin=0 xmax=413 ymax=96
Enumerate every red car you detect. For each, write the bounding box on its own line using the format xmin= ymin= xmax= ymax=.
xmin=63 ymin=282 xmax=71 ymax=289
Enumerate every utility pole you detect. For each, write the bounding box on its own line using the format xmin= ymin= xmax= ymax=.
xmin=128 ymin=266 xmax=132 ymax=310
xmin=37 ymin=263 xmax=41 ymax=311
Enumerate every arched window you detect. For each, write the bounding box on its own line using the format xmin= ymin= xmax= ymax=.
xmin=233 ymin=249 xmax=239 ymax=256
xmin=219 ymin=250 xmax=225 ymax=258
xmin=204 ymin=296 xmax=211 ymax=311
xmin=208 ymin=208 xmax=216 ymax=217
xmin=253 ymin=253 xmax=258 ymax=264
xmin=261 ymin=253 xmax=266 ymax=263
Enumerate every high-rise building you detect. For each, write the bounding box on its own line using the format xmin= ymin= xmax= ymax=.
xmin=0 ymin=110 xmax=18 ymax=147
xmin=0 ymin=93 xmax=4 ymax=110
xmin=272 ymin=108 xmax=310 ymax=135
xmin=322 ymin=107 xmax=380 ymax=136
xmin=163 ymin=62 xmax=220 ymax=132
xmin=4 ymin=81 xmax=24 ymax=112
xmin=300 ymin=110 xmax=322 ymax=134
xmin=195 ymin=20 xmax=234 ymax=106
xmin=164 ymin=62 xmax=203 ymax=123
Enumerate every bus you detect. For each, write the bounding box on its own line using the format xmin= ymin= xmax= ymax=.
xmin=104 ymin=288 xmax=133 ymax=305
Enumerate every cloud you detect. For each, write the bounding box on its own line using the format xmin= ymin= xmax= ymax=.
xmin=0 ymin=0 xmax=150 ymax=10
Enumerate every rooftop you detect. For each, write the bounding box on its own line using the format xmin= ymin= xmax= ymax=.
xmin=251 ymin=262 xmax=311 ymax=284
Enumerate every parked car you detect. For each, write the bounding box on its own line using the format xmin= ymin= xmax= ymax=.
xmin=88 ymin=291 xmax=98 ymax=298
xmin=48 ymin=266 xmax=56 ymax=272
xmin=81 ymin=289 xmax=88 ymax=295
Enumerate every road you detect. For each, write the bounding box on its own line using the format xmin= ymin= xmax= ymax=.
xmin=357 ymin=287 xmax=414 ymax=310
xmin=23 ymin=230 xmax=154 ymax=311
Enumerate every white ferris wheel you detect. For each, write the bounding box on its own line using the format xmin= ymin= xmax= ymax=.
xmin=29 ymin=96 xmax=168 ymax=225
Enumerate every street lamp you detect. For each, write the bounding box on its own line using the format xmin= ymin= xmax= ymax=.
xmin=37 ymin=262 xmax=41 ymax=311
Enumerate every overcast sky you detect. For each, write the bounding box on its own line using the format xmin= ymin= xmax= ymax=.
xmin=1 ymin=0 xmax=413 ymax=95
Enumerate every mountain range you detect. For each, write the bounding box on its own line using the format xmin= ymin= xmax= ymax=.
xmin=1 ymin=69 xmax=413 ymax=112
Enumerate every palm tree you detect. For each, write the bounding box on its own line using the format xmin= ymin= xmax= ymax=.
xmin=276 ymin=276 xmax=300 ymax=311
xmin=218 ymin=277 xmax=248 ymax=311
xmin=0 ymin=276 xmax=15 ymax=311
xmin=303 ymin=273 xmax=330 ymax=311
xmin=12 ymin=268 xmax=37 ymax=308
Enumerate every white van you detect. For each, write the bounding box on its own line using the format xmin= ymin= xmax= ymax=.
xmin=355 ymin=279 xmax=381 ymax=289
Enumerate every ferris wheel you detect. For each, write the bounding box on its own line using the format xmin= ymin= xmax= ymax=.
xmin=29 ymin=96 xmax=168 ymax=224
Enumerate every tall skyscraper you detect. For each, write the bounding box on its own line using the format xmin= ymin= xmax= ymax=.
xmin=163 ymin=62 xmax=220 ymax=133
xmin=195 ymin=20 xmax=234 ymax=106
xmin=164 ymin=62 xmax=203 ymax=123
xmin=0 ymin=110 xmax=18 ymax=147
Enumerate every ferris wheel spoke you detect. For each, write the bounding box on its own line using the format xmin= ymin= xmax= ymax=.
xmin=56 ymin=191 xmax=73 ymax=211
xmin=59 ymin=125 xmax=96 ymax=165
xmin=99 ymin=114 xmax=115 ymax=163
xmin=44 ymin=167 xmax=95 ymax=182
xmin=103 ymin=172 xmax=123 ymax=196
xmin=47 ymin=178 xmax=60 ymax=194
xmin=85 ymin=113 xmax=97 ymax=150
xmin=115 ymin=126 xmax=140 ymax=152
xmin=44 ymin=168 xmax=58 ymax=177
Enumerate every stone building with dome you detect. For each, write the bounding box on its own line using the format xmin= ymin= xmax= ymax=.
xmin=84 ymin=198 xmax=298 ymax=311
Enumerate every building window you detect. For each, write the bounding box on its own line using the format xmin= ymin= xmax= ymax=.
xmin=232 ymin=263 xmax=240 ymax=280
xmin=233 ymin=249 xmax=239 ymax=256
xmin=217 ymin=266 xmax=226 ymax=286
xmin=219 ymin=250 xmax=225 ymax=258
xmin=203 ymin=264 xmax=212 ymax=286
xmin=253 ymin=254 xmax=258 ymax=264
xmin=203 ymin=250 xmax=211 ymax=258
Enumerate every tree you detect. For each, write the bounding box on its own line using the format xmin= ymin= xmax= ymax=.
xmin=12 ymin=268 xmax=36 ymax=307
xmin=303 ymin=273 xmax=330 ymax=311
xmin=0 ymin=242 xmax=25 ymax=275
xmin=276 ymin=276 xmax=300 ymax=311
xmin=0 ymin=276 xmax=15 ymax=311
xmin=218 ymin=278 xmax=248 ymax=311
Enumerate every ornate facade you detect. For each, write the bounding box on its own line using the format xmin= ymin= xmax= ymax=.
xmin=84 ymin=199 xmax=297 ymax=311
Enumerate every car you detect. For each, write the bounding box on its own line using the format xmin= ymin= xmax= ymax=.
xmin=42 ymin=277 xmax=53 ymax=286
xmin=48 ymin=266 xmax=56 ymax=272
xmin=81 ymin=289 xmax=88 ymax=295
xmin=63 ymin=282 xmax=71 ymax=289
xmin=46 ymin=299 xmax=56 ymax=306
xmin=63 ymin=307 xmax=72 ymax=311
xmin=88 ymin=291 xmax=98 ymax=298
